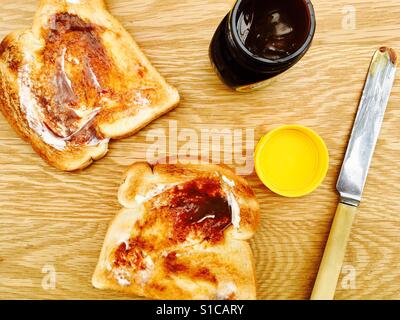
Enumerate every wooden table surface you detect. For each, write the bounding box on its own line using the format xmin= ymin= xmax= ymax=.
xmin=1 ymin=0 xmax=400 ymax=300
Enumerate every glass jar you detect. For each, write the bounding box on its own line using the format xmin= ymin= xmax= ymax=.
xmin=209 ymin=0 xmax=316 ymax=92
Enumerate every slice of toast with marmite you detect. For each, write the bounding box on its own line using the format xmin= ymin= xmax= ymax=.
xmin=0 ymin=0 xmax=179 ymax=171
xmin=92 ymin=162 xmax=260 ymax=300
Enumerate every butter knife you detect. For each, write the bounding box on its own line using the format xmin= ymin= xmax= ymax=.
xmin=311 ymin=47 xmax=398 ymax=300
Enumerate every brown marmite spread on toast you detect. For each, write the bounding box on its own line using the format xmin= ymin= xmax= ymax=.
xmin=111 ymin=178 xmax=234 ymax=286
xmin=93 ymin=163 xmax=259 ymax=300
xmin=19 ymin=13 xmax=157 ymax=150
xmin=0 ymin=1 xmax=179 ymax=170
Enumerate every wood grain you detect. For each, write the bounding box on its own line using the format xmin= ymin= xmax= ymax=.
xmin=1 ymin=0 xmax=400 ymax=300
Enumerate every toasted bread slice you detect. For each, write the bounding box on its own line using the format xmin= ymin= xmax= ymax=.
xmin=92 ymin=162 xmax=260 ymax=300
xmin=0 ymin=0 xmax=179 ymax=171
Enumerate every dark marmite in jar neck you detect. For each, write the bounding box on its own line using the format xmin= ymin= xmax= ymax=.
xmin=237 ymin=0 xmax=311 ymax=60
xmin=210 ymin=0 xmax=315 ymax=91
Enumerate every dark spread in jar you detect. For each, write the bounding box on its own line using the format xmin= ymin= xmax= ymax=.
xmin=237 ymin=0 xmax=311 ymax=60
xmin=209 ymin=0 xmax=315 ymax=90
xmin=18 ymin=12 xmax=157 ymax=150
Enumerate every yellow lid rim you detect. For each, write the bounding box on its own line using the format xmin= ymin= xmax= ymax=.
xmin=255 ymin=125 xmax=329 ymax=198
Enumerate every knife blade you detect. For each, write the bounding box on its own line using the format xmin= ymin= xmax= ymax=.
xmin=337 ymin=47 xmax=398 ymax=207
xmin=311 ymin=47 xmax=397 ymax=300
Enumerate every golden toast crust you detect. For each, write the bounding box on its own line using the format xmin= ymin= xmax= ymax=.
xmin=0 ymin=0 xmax=180 ymax=171
xmin=93 ymin=162 xmax=260 ymax=300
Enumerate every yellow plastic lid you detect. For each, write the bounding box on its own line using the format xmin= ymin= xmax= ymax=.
xmin=255 ymin=125 xmax=329 ymax=197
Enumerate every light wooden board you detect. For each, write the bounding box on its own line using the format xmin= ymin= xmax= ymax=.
xmin=0 ymin=0 xmax=400 ymax=300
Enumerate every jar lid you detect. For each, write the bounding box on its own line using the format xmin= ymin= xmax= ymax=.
xmin=255 ymin=125 xmax=329 ymax=197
